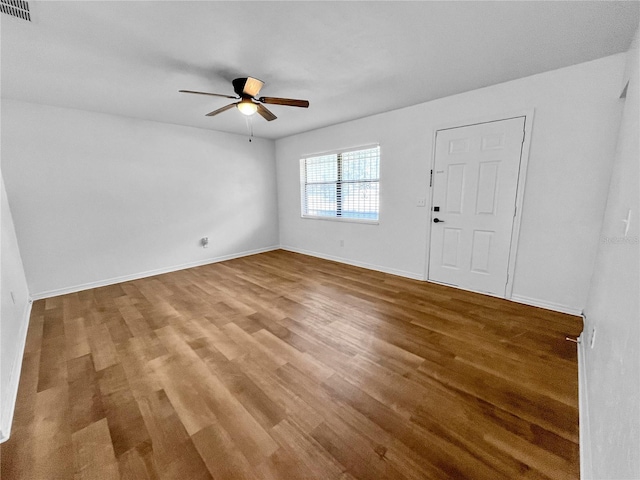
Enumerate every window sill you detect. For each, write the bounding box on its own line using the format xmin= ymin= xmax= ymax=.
xmin=301 ymin=215 xmax=379 ymax=225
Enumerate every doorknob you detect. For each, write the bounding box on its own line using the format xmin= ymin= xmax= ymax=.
xmin=433 ymin=218 xmax=444 ymax=223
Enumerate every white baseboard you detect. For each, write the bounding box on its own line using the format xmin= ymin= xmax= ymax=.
xmin=30 ymin=246 xmax=280 ymax=300
xmin=0 ymin=300 xmax=33 ymax=444
xmin=578 ymin=333 xmax=593 ymax=480
xmin=509 ymin=294 xmax=582 ymax=316
xmin=280 ymin=245 xmax=425 ymax=281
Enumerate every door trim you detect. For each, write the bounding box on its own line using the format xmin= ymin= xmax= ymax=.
xmin=424 ymin=109 xmax=535 ymax=300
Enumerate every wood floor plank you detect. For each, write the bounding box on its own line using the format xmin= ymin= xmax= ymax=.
xmin=183 ymin=355 xmax=280 ymax=466
xmin=484 ymin=431 xmax=575 ymax=480
xmin=253 ymin=328 xmax=335 ymax=382
xmin=1 ymin=250 xmax=582 ymax=480
xmin=310 ymin=421 xmax=408 ymax=480
xmin=194 ymin=343 xmax=287 ymax=430
xmin=0 ymin=350 xmax=40 ymax=479
xmin=64 ymin=316 xmax=91 ymax=360
xmin=199 ymin=322 xmax=245 ymax=361
xmin=97 ymin=365 xmax=152 ymax=457
xmin=42 ymin=306 xmax=65 ymax=339
xmin=410 ymin=358 xmax=578 ymax=442
xmin=152 ymin=356 xmax=218 ymax=436
xmin=136 ymin=389 xmax=211 ymax=480
xmin=32 ymin=385 xmax=74 ymax=479
xmin=87 ymin=324 xmax=119 ymax=372
xmin=114 ymin=297 xmax=153 ymax=337
xmin=235 ymin=355 xmax=325 ymax=434
xmin=117 ymin=444 xmax=158 ymax=480
xmin=71 ymin=418 xmax=119 ymax=480
xmin=268 ymin=419 xmax=345 ymax=480
xmin=37 ymin=334 xmax=68 ymax=392
xmin=221 ymin=322 xmax=286 ymax=371
xmin=67 ymin=354 xmax=106 ymax=433
xmin=322 ymin=373 xmax=512 ymax=480
xmin=192 ymin=424 xmax=258 ymax=480
xmin=115 ymin=336 xmax=165 ymax=402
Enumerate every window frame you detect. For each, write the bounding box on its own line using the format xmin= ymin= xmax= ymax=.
xmin=300 ymin=144 xmax=380 ymax=224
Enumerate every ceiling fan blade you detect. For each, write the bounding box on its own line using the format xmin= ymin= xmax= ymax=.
xmin=259 ymin=96 xmax=309 ymax=108
xmin=205 ymin=103 xmax=237 ymax=117
xmin=179 ymin=90 xmax=237 ymax=99
xmin=257 ymin=103 xmax=277 ymax=121
xmin=243 ymin=77 xmax=264 ymax=97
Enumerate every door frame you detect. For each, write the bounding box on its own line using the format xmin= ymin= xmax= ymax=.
xmin=424 ymin=109 xmax=535 ymax=299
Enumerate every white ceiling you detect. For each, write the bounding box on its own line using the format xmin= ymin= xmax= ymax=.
xmin=2 ymin=1 xmax=638 ymax=140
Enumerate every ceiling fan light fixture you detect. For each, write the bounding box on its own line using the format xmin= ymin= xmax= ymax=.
xmin=237 ymin=99 xmax=258 ymax=116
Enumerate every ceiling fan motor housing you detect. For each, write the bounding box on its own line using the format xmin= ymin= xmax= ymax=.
xmin=232 ymin=78 xmax=247 ymax=97
xmin=232 ymin=77 xmax=261 ymax=98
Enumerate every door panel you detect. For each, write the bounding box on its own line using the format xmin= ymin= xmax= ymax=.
xmin=442 ymin=228 xmax=462 ymax=268
xmin=449 ymin=138 xmax=470 ymax=154
xmin=476 ymin=162 xmax=499 ymax=215
xmin=445 ymin=164 xmax=465 ymax=213
xmin=470 ymin=230 xmax=493 ymax=273
xmin=428 ymin=117 xmax=525 ymax=296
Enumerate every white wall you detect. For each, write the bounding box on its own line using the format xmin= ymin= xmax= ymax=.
xmin=1 ymin=100 xmax=279 ymax=297
xmin=276 ymin=54 xmax=626 ymax=313
xmin=582 ymin=26 xmax=639 ymax=479
xmin=0 ymin=173 xmax=30 ymax=442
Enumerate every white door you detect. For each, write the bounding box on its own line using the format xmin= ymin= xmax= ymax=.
xmin=428 ymin=117 xmax=525 ymax=296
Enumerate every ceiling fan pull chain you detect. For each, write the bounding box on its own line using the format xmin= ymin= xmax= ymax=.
xmin=245 ymin=116 xmax=254 ymax=142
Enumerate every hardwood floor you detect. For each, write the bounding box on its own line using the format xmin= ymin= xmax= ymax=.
xmin=0 ymin=250 xmax=583 ymax=479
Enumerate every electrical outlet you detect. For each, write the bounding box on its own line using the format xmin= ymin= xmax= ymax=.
xmin=417 ymin=198 xmax=426 ymax=207
xmin=201 ymin=237 xmax=209 ymax=248
xmin=339 ymin=239 xmax=344 ymax=247
xmin=590 ymin=327 xmax=596 ymax=349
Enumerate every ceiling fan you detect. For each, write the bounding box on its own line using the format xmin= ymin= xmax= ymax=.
xmin=179 ymin=77 xmax=309 ymax=121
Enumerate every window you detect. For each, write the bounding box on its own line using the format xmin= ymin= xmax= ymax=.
xmin=300 ymin=146 xmax=380 ymax=221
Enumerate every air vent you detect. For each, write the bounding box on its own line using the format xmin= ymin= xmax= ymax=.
xmin=0 ymin=0 xmax=31 ymax=21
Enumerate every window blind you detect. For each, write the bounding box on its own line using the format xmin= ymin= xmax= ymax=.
xmin=301 ymin=146 xmax=380 ymax=221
